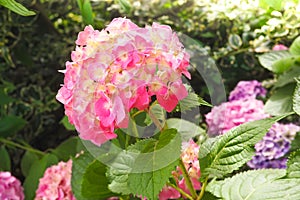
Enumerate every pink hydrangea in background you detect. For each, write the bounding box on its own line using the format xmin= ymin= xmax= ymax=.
xmin=35 ymin=160 xmax=75 ymax=200
xmin=248 ymin=123 xmax=300 ymax=169
xmin=0 ymin=172 xmax=24 ymax=200
xmin=272 ymin=44 xmax=288 ymax=51
xmin=205 ymin=98 xmax=268 ymax=135
xmin=229 ymin=80 xmax=266 ymax=101
xmin=159 ymin=140 xmax=201 ymax=199
xmin=56 ymin=18 xmax=190 ymax=146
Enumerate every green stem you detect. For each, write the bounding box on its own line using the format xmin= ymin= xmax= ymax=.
xmin=179 ymin=159 xmax=198 ymax=199
xmin=146 ymin=108 xmax=164 ymax=131
xmin=167 ymin=182 xmax=194 ymax=200
xmin=197 ymin=176 xmax=209 ymax=200
xmin=0 ymin=138 xmax=45 ymax=156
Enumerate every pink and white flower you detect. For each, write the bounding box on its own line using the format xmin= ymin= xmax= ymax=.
xmin=57 ymin=18 xmax=190 ymax=146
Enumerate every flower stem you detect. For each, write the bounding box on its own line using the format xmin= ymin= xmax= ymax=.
xmin=197 ymin=176 xmax=209 ymax=200
xmin=167 ymin=182 xmax=194 ymax=200
xmin=0 ymin=137 xmax=45 ymax=156
xmin=179 ymin=159 xmax=198 ymax=199
xmin=146 ymin=108 xmax=164 ymax=131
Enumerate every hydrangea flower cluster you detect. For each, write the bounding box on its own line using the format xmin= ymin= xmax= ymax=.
xmin=228 ymin=80 xmax=266 ymax=101
xmin=248 ymin=123 xmax=300 ymax=169
xmin=0 ymin=172 xmax=24 ymax=200
xmin=205 ymin=98 xmax=268 ymax=135
xmin=35 ymin=160 xmax=75 ymax=200
xmin=206 ymin=80 xmax=268 ymax=135
xmin=56 ymin=18 xmax=190 ymax=146
xmin=159 ymin=140 xmax=201 ymax=199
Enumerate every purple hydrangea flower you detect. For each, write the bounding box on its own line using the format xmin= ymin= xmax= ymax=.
xmin=248 ymin=123 xmax=300 ymax=169
xmin=229 ymin=80 xmax=267 ymax=101
xmin=205 ymin=98 xmax=269 ymax=136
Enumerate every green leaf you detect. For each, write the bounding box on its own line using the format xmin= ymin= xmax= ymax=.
xmin=0 ymin=89 xmax=15 ymax=105
xmin=0 ymin=146 xmax=11 ymax=171
xmin=107 ymin=139 xmax=156 ymax=195
xmin=60 ymin=115 xmax=76 ymax=131
xmin=23 ymin=154 xmax=58 ymax=200
xmin=118 ymin=0 xmax=131 ymax=13
xmin=52 ymin=137 xmax=84 ymax=161
xmin=290 ymin=36 xmax=300 ymax=55
xmin=166 ymin=118 xmax=206 ymax=142
xmin=128 ymin=129 xmax=181 ymax=199
xmin=265 ymin=83 xmax=295 ymax=116
xmin=286 ymin=149 xmax=300 ymax=178
xmin=199 ymin=115 xmax=289 ymax=180
xmin=0 ymin=0 xmax=35 ymax=16
xmin=0 ymin=115 xmax=27 ymax=138
xmin=71 ymin=152 xmax=95 ymax=200
xmin=82 ymin=160 xmax=115 ymax=199
xmin=228 ymin=34 xmax=242 ymax=49
xmin=206 ymin=169 xmax=300 ymax=200
xmin=21 ymin=151 xmax=39 ymax=177
xmin=293 ymin=79 xmax=300 ymax=116
xmin=290 ymin=132 xmax=300 ymax=152
xmin=258 ymin=51 xmax=299 ymax=73
xmin=77 ymin=0 xmax=94 ymax=25
xmin=274 ymin=66 xmax=300 ymax=89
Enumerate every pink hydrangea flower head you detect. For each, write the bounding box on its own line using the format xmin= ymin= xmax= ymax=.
xmin=57 ymin=18 xmax=190 ymax=146
xmin=272 ymin=44 xmax=288 ymax=51
xmin=159 ymin=140 xmax=201 ymax=199
xmin=229 ymin=80 xmax=267 ymax=101
xmin=0 ymin=172 xmax=24 ymax=200
xmin=35 ymin=160 xmax=75 ymax=200
xmin=206 ymin=99 xmax=269 ymax=136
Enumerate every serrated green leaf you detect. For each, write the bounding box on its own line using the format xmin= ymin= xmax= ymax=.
xmin=265 ymin=83 xmax=295 ymax=116
xmin=207 ymin=169 xmax=300 ymax=200
xmin=199 ymin=115 xmax=289 ymax=180
xmin=0 ymin=115 xmax=27 ymax=138
xmin=0 ymin=0 xmax=35 ymax=16
xmin=274 ymin=66 xmax=300 ymax=89
xmin=228 ymin=34 xmax=242 ymax=49
xmin=21 ymin=151 xmax=39 ymax=177
xmin=107 ymin=139 xmax=156 ymax=195
xmin=23 ymin=154 xmax=58 ymax=200
xmin=71 ymin=152 xmax=95 ymax=200
xmin=179 ymin=92 xmax=200 ymax=113
xmin=166 ymin=118 xmax=206 ymax=142
xmin=286 ymin=149 xmax=300 ymax=178
xmin=60 ymin=115 xmax=76 ymax=131
xmin=293 ymin=79 xmax=300 ymax=115
xmin=0 ymin=145 xmax=11 ymax=171
xmin=82 ymin=160 xmax=115 ymax=199
xmin=52 ymin=137 xmax=84 ymax=161
xmin=128 ymin=129 xmax=181 ymax=199
xmin=258 ymin=51 xmax=299 ymax=73
xmin=290 ymin=36 xmax=300 ymax=55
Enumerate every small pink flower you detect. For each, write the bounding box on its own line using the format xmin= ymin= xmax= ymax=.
xmin=0 ymin=172 xmax=24 ymax=200
xmin=272 ymin=44 xmax=288 ymax=51
xmin=159 ymin=186 xmax=181 ymax=200
xmin=35 ymin=160 xmax=75 ymax=200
